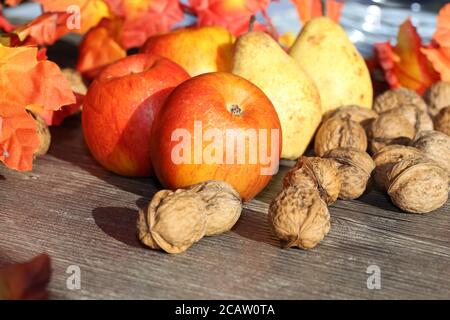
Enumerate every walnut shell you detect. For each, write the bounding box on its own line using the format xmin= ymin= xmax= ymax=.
xmin=268 ymin=187 xmax=330 ymax=249
xmin=314 ymin=116 xmax=368 ymax=157
xmin=387 ymin=158 xmax=448 ymax=213
xmin=137 ymin=189 xmax=207 ymax=253
xmin=323 ymin=148 xmax=375 ymax=200
xmin=188 ymin=180 xmax=242 ymax=236
xmin=411 ymin=130 xmax=450 ymax=178
xmin=374 ymin=87 xmax=427 ymax=114
xmin=368 ymin=108 xmax=416 ymax=154
xmin=372 ymin=145 xmax=424 ymax=190
xmin=398 ymin=104 xmax=434 ymax=133
xmin=62 ymin=68 xmax=87 ymax=95
xmin=322 ymin=105 xmax=378 ymax=132
xmin=284 ymin=156 xmax=341 ymax=205
xmin=434 ymin=106 xmax=450 ymax=136
xmin=424 ymin=81 xmax=450 ymax=117
xmin=28 ymin=111 xmax=51 ymax=157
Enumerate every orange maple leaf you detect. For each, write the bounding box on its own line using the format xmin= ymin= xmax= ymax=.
xmin=0 ymin=254 xmax=51 ymax=300
xmin=0 ymin=44 xmax=75 ymax=171
xmin=76 ymin=18 xmax=126 ymax=80
xmin=104 ymin=0 xmax=184 ymax=49
xmin=290 ymin=0 xmax=344 ymax=24
xmin=37 ymin=0 xmax=111 ymax=34
xmin=375 ymin=18 xmax=439 ymax=95
xmin=188 ymin=0 xmax=270 ymax=35
xmin=422 ymin=4 xmax=450 ymax=82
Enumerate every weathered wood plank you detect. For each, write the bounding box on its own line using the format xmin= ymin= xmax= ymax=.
xmin=0 ymin=115 xmax=449 ymax=300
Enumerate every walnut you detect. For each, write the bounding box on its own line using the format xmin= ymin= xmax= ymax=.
xmin=368 ymin=107 xmax=416 ymax=154
xmin=434 ymin=106 xmax=450 ymax=136
xmin=323 ymin=148 xmax=375 ymax=200
xmin=424 ymin=81 xmax=450 ymax=117
xmin=322 ymin=105 xmax=378 ymax=132
xmin=268 ymin=187 xmax=330 ymax=249
xmin=314 ymin=115 xmax=367 ymax=157
xmin=188 ymin=180 xmax=242 ymax=236
xmin=62 ymin=68 xmax=87 ymax=95
xmin=387 ymin=158 xmax=449 ymax=213
xmin=372 ymin=144 xmax=424 ymax=190
xmin=374 ymin=87 xmax=427 ymax=114
xmin=137 ymin=189 xmax=207 ymax=254
xmin=284 ymin=156 xmax=341 ymax=205
xmin=28 ymin=111 xmax=51 ymax=157
xmin=411 ymin=130 xmax=450 ymax=178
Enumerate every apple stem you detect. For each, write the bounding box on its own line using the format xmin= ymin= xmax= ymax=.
xmin=321 ymin=0 xmax=327 ymax=17
xmin=248 ymin=15 xmax=256 ymax=33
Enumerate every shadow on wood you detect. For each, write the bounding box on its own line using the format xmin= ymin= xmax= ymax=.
xmin=92 ymin=206 xmax=143 ymax=248
xmin=232 ymin=209 xmax=280 ymax=247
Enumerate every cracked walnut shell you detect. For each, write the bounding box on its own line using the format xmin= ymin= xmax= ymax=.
xmin=434 ymin=106 xmax=450 ymax=136
xmin=268 ymin=187 xmax=330 ymax=249
xmin=137 ymin=189 xmax=207 ymax=253
xmin=374 ymin=87 xmax=427 ymax=114
xmin=188 ymin=180 xmax=242 ymax=236
xmin=283 ymin=156 xmax=341 ymax=205
xmin=323 ymin=148 xmax=375 ymax=200
xmin=387 ymin=158 xmax=448 ymax=213
xmin=314 ymin=115 xmax=368 ymax=157
xmin=372 ymin=145 xmax=424 ymax=190
xmin=424 ymin=81 xmax=450 ymax=117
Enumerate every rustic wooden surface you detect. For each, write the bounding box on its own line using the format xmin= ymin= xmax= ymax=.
xmin=1 ymin=114 xmax=449 ymax=300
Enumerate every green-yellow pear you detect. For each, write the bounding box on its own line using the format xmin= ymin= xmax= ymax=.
xmin=232 ymin=31 xmax=322 ymax=160
xmin=289 ymin=17 xmax=373 ymax=113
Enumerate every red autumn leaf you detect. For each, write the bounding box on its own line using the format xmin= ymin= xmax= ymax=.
xmin=290 ymin=0 xmax=344 ymax=24
xmin=104 ymin=0 xmax=184 ymax=49
xmin=29 ymin=93 xmax=84 ymax=126
xmin=0 ymin=45 xmax=75 ymax=171
xmin=0 ymin=254 xmax=51 ymax=300
xmin=0 ymin=102 xmax=39 ymax=171
xmin=375 ymin=18 xmax=439 ymax=95
xmin=11 ymin=12 xmax=71 ymax=46
xmin=422 ymin=4 xmax=450 ymax=82
xmin=76 ymin=18 xmax=126 ymax=79
xmin=37 ymin=0 xmax=111 ymax=34
xmin=188 ymin=0 xmax=270 ymax=35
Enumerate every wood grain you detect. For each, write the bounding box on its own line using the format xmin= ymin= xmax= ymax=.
xmin=0 ymin=115 xmax=449 ymax=299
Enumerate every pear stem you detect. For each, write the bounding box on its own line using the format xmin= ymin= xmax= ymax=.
xmin=248 ymin=15 xmax=256 ymax=33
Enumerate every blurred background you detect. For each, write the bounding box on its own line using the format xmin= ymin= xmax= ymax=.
xmin=2 ymin=0 xmax=447 ymax=56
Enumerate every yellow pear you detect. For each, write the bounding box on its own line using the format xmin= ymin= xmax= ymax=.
xmin=289 ymin=17 xmax=373 ymax=113
xmin=232 ymin=31 xmax=322 ymax=160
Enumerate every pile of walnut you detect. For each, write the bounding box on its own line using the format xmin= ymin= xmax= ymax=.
xmin=269 ymin=84 xmax=450 ymax=250
xmin=137 ymin=180 xmax=242 ymax=254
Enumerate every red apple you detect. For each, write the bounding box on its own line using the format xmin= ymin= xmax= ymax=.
xmin=82 ymin=53 xmax=190 ymax=176
xmin=150 ymin=72 xmax=282 ymax=201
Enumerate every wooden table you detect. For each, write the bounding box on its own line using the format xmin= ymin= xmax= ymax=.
xmin=1 ymin=114 xmax=449 ymax=299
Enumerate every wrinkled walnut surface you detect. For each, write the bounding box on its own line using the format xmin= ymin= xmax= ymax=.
xmin=188 ymin=180 xmax=242 ymax=236
xmin=424 ymin=81 xmax=450 ymax=117
xmin=388 ymin=158 xmax=448 ymax=213
xmin=29 ymin=111 xmax=51 ymax=157
xmin=434 ymin=106 xmax=450 ymax=136
xmin=314 ymin=116 xmax=368 ymax=157
xmin=138 ymin=189 xmax=207 ymax=254
xmin=284 ymin=156 xmax=341 ymax=205
xmin=368 ymin=108 xmax=416 ymax=154
xmin=324 ymin=148 xmax=375 ymax=200
xmin=323 ymin=105 xmax=378 ymax=131
xmin=372 ymin=144 xmax=424 ymax=190
xmin=269 ymin=187 xmax=330 ymax=249
xmin=374 ymin=88 xmax=427 ymax=114
xmin=411 ymin=130 xmax=450 ymax=178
